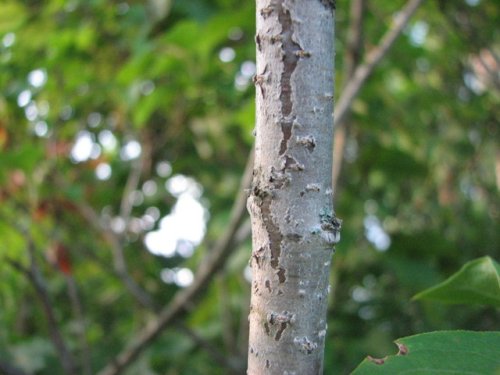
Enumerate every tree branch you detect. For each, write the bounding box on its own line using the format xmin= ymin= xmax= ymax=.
xmin=334 ymin=0 xmax=426 ymax=127
xmin=345 ymin=0 xmax=366 ymax=80
xmin=330 ymin=0 xmax=425 ymax=316
xmin=119 ymin=156 xmax=143 ymax=221
xmin=6 ymin=240 xmax=78 ymax=375
xmin=77 ymin=203 xmax=158 ymax=311
xmin=66 ymin=275 xmax=92 ymax=375
xmin=332 ymin=0 xmax=365 ymax=192
xmin=96 ymin=148 xmax=254 ymax=375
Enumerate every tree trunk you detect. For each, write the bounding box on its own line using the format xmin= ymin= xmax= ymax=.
xmin=247 ymin=1 xmax=338 ymax=374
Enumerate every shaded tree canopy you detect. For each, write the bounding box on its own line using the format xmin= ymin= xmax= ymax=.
xmin=0 ymin=0 xmax=498 ymax=374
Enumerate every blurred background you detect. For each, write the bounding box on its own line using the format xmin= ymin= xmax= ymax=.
xmin=0 ymin=0 xmax=498 ymax=374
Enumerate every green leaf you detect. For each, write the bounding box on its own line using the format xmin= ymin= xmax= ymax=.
xmin=413 ymin=256 xmax=500 ymax=307
xmin=352 ymin=331 xmax=500 ymax=375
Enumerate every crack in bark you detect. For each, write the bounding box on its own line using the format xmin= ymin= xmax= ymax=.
xmin=276 ymin=0 xmax=300 ymax=155
xmin=275 ymin=322 xmax=287 ymax=341
xmin=264 ymin=322 xmax=271 ymax=336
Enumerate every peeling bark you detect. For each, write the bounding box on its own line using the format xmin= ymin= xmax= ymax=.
xmin=248 ymin=1 xmax=338 ymax=373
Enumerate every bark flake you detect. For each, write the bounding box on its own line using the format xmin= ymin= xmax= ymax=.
xmin=276 ymin=0 xmax=301 ymax=155
xmin=275 ymin=322 xmax=287 ymax=341
xmin=266 ymin=311 xmax=294 ymax=341
xmin=277 ymin=267 xmax=286 ymax=283
xmin=258 ymin=193 xmax=286 ymax=284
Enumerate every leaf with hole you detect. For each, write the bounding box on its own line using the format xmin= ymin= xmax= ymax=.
xmin=352 ymin=330 xmax=500 ymax=375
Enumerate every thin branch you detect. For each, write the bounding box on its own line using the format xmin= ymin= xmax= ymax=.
xmin=97 ymin=148 xmax=254 ymax=375
xmin=330 ymin=0 xmax=425 ymax=314
xmin=78 ymin=201 xmax=247 ymax=374
xmin=116 ymin=151 xmax=159 ymax=310
xmin=77 ymin=203 xmax=158 ymax=311
xmin=345 ymin=0 xmax=366 ymax=80
xmin=66 ymin=275 xmax=92 ymax=375
xmin=334 ymin=0 xmax=426 ymax=127
xmin=332 ymin=0 xmax=365 ymax=192
xmin=6 ymin=241 xmax=78 ymax=375
xmin=119 ymin=156 xmax=143 ymax=220
xmin=69 ymin=143 xmax=157 ymax=312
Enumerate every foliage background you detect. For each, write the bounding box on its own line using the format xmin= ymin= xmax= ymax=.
xmin=0 ymin=0 xmax=498 ymax=374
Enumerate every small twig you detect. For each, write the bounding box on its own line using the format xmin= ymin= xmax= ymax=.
xmin=6 ymin=240 xmax=78 ymax=375
xmin=345 ymin=0 xmax=366 ymax=80
xmin=331 ymin=0 xmax=425 ymax=311
xmin=96 ymin=148 xmax=254 ymax=375
xmin=334 ymin=0 xmax=426 ymax=127
xmin=41 ymin=160 xmax=239 ymax=373
xmin=332 ymin=0 xmax=365 ymax=192
xmin=70 ymin=143 xmax=156 ymax=312
xmin=119 ymin=156 xmax=143 ymax=220
xmin=117 ymin=151 xmax=160 ymax=310
xmin=66 ymin=275 xmax=92 ymax=375
xmin=77 ymin=203 xmax=158 ymax=311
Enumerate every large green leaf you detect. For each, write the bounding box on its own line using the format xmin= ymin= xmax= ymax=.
xmin=352 ymin=331 xmax=500 ymax=375
xmin=413 ymin=256 xmax=500 ymax=307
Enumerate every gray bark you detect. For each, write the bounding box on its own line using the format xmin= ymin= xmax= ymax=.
xmin=247 ymin=1 xmax=339 ymax=374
